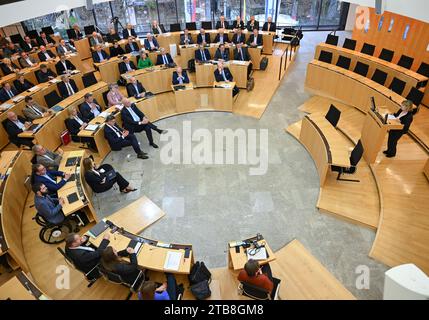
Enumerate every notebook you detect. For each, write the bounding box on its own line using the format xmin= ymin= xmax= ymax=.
xmin=164 ymin=251 xmax=182 ymax=271
xmin=128 ymin=239 xmax=143 ymax=254
xmin=87 ymin=220 xmax=109 ymax=238
xmin=51 ymin=105 xmax=64 ymax=112
xmin=246 ymin=246 xmax=267 ymax=261
xmin=67 ymin=192 xmax=79 ymax=204
xmin=85 ymin=124 xmax=99 ymax=131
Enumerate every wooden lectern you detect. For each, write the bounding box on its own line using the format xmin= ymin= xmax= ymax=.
xmin=361 ymin=108 xmax=404 ymax=164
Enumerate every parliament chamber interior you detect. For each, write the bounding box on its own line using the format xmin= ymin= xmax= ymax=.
xmin=0 ymin=0 xmax=428 ymax=302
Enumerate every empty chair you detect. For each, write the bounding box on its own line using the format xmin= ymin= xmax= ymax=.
xmin=325 ymin=104 xmax=341 ymax=128
xmin=10 ymin=34 xmax=23 ymax=44
xmin=397 ymin=54 xmax=414 ymax=69
xmin=389 ymin=77 xmax=406 ymax=95
xmin=201 ymin=21 xmax=213 ymax=29
xmin=406 ymin=87 xmax=424 ymax=107
xmin=186 ymin=22 xmax=197 ymax=30
xmin=336 ymin=55 xmax=351 ymax=69
xmin=331 ymin=140 xmax=364 ymax=182
xmin=371 ymin=69 xmax=388 ymax=85
xmin=353 ymin=62 xmax=369 ymax=77
xmin=378 ymin=48 xmax=394 ymax=62
xmin=84 ymin=25 xmax=96 ymax=35
xmin=361 ymin=43 xmax=376 ymax=56
xmin=325 ymin=34 xmax=339 ymax=46
xmin=342 ymin=38 xmax=357 ymax=50
xmin=44 ymin=90 xmax=62 ymax=108
xmin=318 ymin=50 xmax=333 ymax=64
xmin=26 ymin=30 xmax=39 ymax=39
xmin=82 ymin=72 xmax=97 ymax=88
xmin=42 ymin=26 xmax=55 ymax=35
xmin=416 ymin=62 xmax=429 ymax=77
xmin=170 ymin=23 xmax=181 ymax=32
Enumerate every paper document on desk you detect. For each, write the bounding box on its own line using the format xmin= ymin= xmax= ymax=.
xmin=387 ymin=114 xmax=396 ymax=120
xmin=28 ymin=86 xmax=40 ymax=92
xmin=12 ymin=96 xmax=25 ymax=103
xmin=233 ymin=60 xmax=247 ymax=65
xmin=49 ymin=79 xmax=60 ymax=83
xmin=99 ymin=111 xmax=109 ymax=118
xmin=164 ymin=251 xmax=182 ymax=271
xmin=219 ymin=84 xmax=232 ymax=89
xmin=85 ymin=124 xmax=99 ymax=131
xmin=246 ymin=247 xmax=267 ymax=261
xmin=0 ymin=103 xmax=13 ymax=110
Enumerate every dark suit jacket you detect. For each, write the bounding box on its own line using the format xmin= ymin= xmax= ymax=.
xmin=80 ymin=100 xmax=102 ymax=121
xmin=122 ymin=28 xmax=137 ymax=39
xmin=0 ymin=62 xmax=19 ymax=75
xmin=232 ymin=20 xmax=245 ymax=30
xmin=152 ymin=25 xmax=166 ymax=35
xmin=195 ymin=48 xmax=211 ymax=62
xmin=213 ymin=33 xmax=229 ymax=44
xmin=125 ymin=42 xmax=140 ymax=53
xmin=214 ymin=67 xmax=233 ymax=82
xmin=4 ymin=116 xmax=26 ymax=143
xmin=13 ymin=79 xmax=34 ymax=93
xmin=58 ymin=79 xmax=79 ymax=99
xmin=172 ymin=71 xmax=190 ymax=85
xmin=70 ymin=30 xmax=83 ymax=40
xmin=144 ymin=38 xmax=159 ymax=51
xmin=233 ymin=47 xmax=250 ymax=61
xmin=33 ymin=170 xmax=67 ymax=193
xmin=107 ymin=33 xmax=121 ymax=43
xmin=37 ymin=35 xmax=55 ymax=46
xmin=84 ymin=165 xmax=116 ymax=193
xmin=55 ymin=60 xmax=76 ymax=74
xmin=119 ymin=61 xmax=136 ymax=74
xmin=104 ymin=124 xmax=127 ymax=151
xmin=262 ymin=22 xmax=276 ymax=32
xmin=0 ymin=86 xmax=19 ymax=102
xmin=92 ymin=50 xmax=110 ymax=63
xmin=156 ymin=53 xmax=174 ymax=65
xmin=121 ymin=104 xmax=145 ymax=131
xmin=21 ymin=40 xmax=38 ymax=52
xmin=232 ymin=33 xmax=245 ymax=44
xmin=126 ymin=82 xmax=146 ymax=98
xmin=197 ymin=33 xmax=211 ymax=44
xmin=216 ymin=21 xmax=229 ymax=29
xmin=36 ymin=69 xmax=57 ymax=83
xmin=246 ymin=20 xmax=260 ymax=31
xmin=214 ymin=48 xmax=230 ymax=61
xmin=109 ymin=46 xmax=125 ymax=57
xmin=65 ymin=113 xmax=85 ymax=137
xmin=108 ymin=252 xmax=140 ymax=285
xmin=38 ymin=50 xmax=56 ymax=61
xmin=65 ymin=239 xmax=110 ymax=275
xmin=247 ymin=34 xmax=263 ymax=46
xmin=180 ymin=34 xmax=194 ymax=45
xmin=393 ymin=110 xmax=414 ymax=134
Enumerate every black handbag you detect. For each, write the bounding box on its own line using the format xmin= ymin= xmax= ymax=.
xmin=190 ymin=279 xmax=211 ymax=300
xmin=188 ymin=261 xmax=211 ymax=284
xmin=105 ymin=170 xmax=117 ymax=181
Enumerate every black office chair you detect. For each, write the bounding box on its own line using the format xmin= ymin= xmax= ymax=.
xmin=201 ymin=21 xmax=213 ymax=30
xmin=82 ymin=72 xmax=98 ymax=88
xmin=26 ymin=30 xmax=39 ymax=39
xmin=378 ymin=48 xmax=394 ymax=62
xmin=361 ymin=43 xmax=375 ymax=56
xmin=318 ymin=50 xmax=333 ymax=64
xmin=325 ymin=34 xmax=339 ymax=46
xmin=416 ymin=62 xmax=429 ymax=77
xmin=42 ymin=26 xmax=55 ymax=35
xmin=406 ymin=87 xmax=424 ymax=107
xmin=98 ymin=265 xmax=146 ymax=300
xmin=10 ymin=34 xmax=23 ymax=44
xmin=66 ymin=29 xmax=75 ymax=40
xmin=331 ymin=140 xmax=364 ymax=182
xmin=102 ymin=90 xmax=109 ymax=106
xmin=371 ymin=69 xmax=388 ymax=86
xmin=389 ymin=77 xmax=406 ymax=95
xmin=336 ymin=55 xmax=351 ymax=69
xmin=170 ymin=23 xmax=181 ymax=32
xmin=44 ymin=90 xmax=62 ymax=108
xmin=239 ymin=278 xmax=281 ymax=300
xmin=186 ymin=22 xmax=197 ymax=31
xmin=353 ymin=62 xmax=369 ymax=77
xmin=33 ymin=213 xmax=71 ymax=244
xmin=325 ymin=104 xmax=341 ymax=128
xmin=57 ymin=247 xmax=101 ymax=287
xmin=342 ymin=38 xmax=357 ymax=50
xmin=84 ymin=25 xmax=96 ymax=36
xmin=397 ymin=54 xmax=414 ymax=69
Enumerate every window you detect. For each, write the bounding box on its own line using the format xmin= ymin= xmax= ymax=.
xmin=73 ymin=6 xmax=96 ymax=29
xmin=177 ymin=0 xmax=212 ymax=23
xmin=93 ymin=2 xmax=113 ymax=33
xmin=319 ymin=0 xmax=342 ymax=27
xmin=243 ymin=0 xmax=265 ymax=21
xmin=158 ymin=0 xmax=178 ymax=27
xmin=215 ymin=0 xmax=241 ymax=22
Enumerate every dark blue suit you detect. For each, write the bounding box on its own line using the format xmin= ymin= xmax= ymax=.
xmin=172 ymin=71 xmax=190 ymax=85
xmin=121 ymin=103 xmax=160 ymax=144
xmin=104 ymin=123 xmax=143 ymax=154
xmin=195 ymin=48 xmax=211 ymax=62
xmin=92 ymin=50 xmax=110 ymax=63
xmin=80 ymin=100 xmax=102 ymax=122
xmin=33 ymin=170 xmax=67 ymax=193
xmin=0 ymin=86 xmax=19 ymax=102
xmin=197 ymin=33 xmax=211 ymax=44
xmin=144 ymin=38 xmax=159 ymax=51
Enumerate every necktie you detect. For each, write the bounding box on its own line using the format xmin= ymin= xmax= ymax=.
xmin=163 ymin=55 xmax=168 ymax=64
xmin=44 ymin=52 xmax=50 ymax=59
xmin=98 ymin=52 xmax=104 ymax=62
xmin=220 ymin=35 xmax=223 ymax=44
xmin=134 ymin=84 xmax=139 ymax=94
xmin=222 ymin=70 xmax=227 ymax=81
xmin=150 ymin=41 xmax=155 ymax=49
xmin=222 ymin=22 xmax=224 ymax=28
xmin=253 ymin=36 xmax=257 ymax=45
xmin=240 ymin=49 xmax=243 ymax=61
xmin=91 ymin=104 xmax=100 ymax=116
xmin=63 ymin=61 xmax=68 ymax=72
xmin=237 ymin=35 xmax=240 ymax=42
xmin=126 ymin=63 xmax=131 ymax=71
xmin=7 ymin=90 xmax=14 ymax=98
xmin=28 ymin=43 xmax=32 ymax=49
xmin=31 ymin=105 xmax=43 ymax=116
xmin=127 ymin=107 xmax=140 ymax=122
xmin=178 ymin=75 xmax=183 ymax=84
xmin=201 ymin=50 xmax=206 ymax=61
xmin=66 ymin=83 xmax=74 ymax=95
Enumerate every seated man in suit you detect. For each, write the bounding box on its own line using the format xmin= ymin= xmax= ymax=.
xmin=197 ymin=28 xmax=211 ymax=44
xmin=216 ymin=16 xmax=229 ymax=30
xmin=70 ymin=24 xmax=83 ymax=41
xmin=18 ymin=51 xmax=38 ymax=68
xmin=104 ymin=115 xmax=148 ymax=159
xmin=89 ymin=32 xmax=104 ymax=47
xmin=58 ymin=74 xmax=79 ymax=99
xmin=80 ymin=92 xmax=102 ymax=122
xmin=14 ymin=74 xmax=35 ymax=93
xmin=4 ymin=111 xmax=34 ymax=147
xmin=92 ymin=45 xmax=110 ymax=63
xmin=232 ymin=28 xmax=245 ymax=44
xmin=3 ymin=41 xmax=21 ymax=59
xmin=109 ymin=40 xmax=125 ymax=57
xmin=36 ymin=64 xmax=57 ymax=83
xmin=247 ymin=28 xmax=263 ymax=47
xmin=125 ymin=37 xmax=140 ymax=53
xmin=107 ymin=28 xmax=121 ymax=43
xmin=37 ymin=32 xmax=55 ymax=47
xmin=172 ymin=67 xmax=190 ymax=85
xmin=238 ymin=259 xmax=275 ymax=298
xmin=234 ymin=42 xmax=251 ymax=61
xmin=57 ymin=39 xmax=77 ymax=55
xmin=151 ymin=20 xmax=166 ymax=35
xmin=156 ymin=48 xmax=174 ymax=66
xmin=213 ymin=29 xmax=229 ymax=44
xmin=214 ymin=43 xmax=230 ymax=61
xmin=23 ymin=96 xmax=52 ymax=121
xmin=65 ymin=232 xmax=110 ymax=279
xmin=32 ymin=144 xmax=63 ymax=171
xmin=246 ymin=16 xmax=259 ymax=31
xmin=123 ymin=24 xmax=137 ymax=39
xmin=21 ymin=36 xmax=38 ymax=53
xmin=232 ymin=16 xmax=245 ymax=30
xmin=118 ymin=55 xmax=136 ymax=74
xmin=31 ymin=163 xmax=71 ymax=194
xmin=144 ymin=33 xmax=159 ymax=52
xmin=262 ymin=16 xmax=276 ymax=32
xmin=55 ymin=54 xmax=76 ymax=75
xmin=38 ymin=45 xmax=56 ymax=62
xmin=127 ymin=77 xmax=146 ymax=99
xmin=195 ymin=43 xmax=211 ymax=63
xmin=214 ymin=62 xmax=239 ymax=97
xmin=65 ymin=107 xmax=97 ymax=150
xmin=121 ymin=98 xmax=166 ymax=148
xmin=0 ymin=58 xmax=20 ymax=75
xmin=180 ymin=29 xmax=193 ymax=45
xmin=0 ymin=82 xmax=19 ymax=102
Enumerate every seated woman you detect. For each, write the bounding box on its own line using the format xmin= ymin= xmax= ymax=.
xmin=238 ymin=259 xmax=275 ymax=296
xmin=137 ymin=51 xmax=153 ymax=69
xmin=138 ymin=273 xmax=180 ymax=300
xmin=106 ymin=83 xmax=125 ymax=107
xmin=14 ymin=73 xmax=35 ymax=93
xmin=83 ymin=157 xmax=136 ymax=194
xmin=101 ymin=246 xmax=142 ymax=286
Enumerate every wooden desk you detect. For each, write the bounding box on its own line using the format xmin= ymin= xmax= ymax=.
xmin=122 ymin=66 xmax=175 ymax=94
xmin=74 ymin=38 xmax=91 ymax=60
xmin=228 ymin=234 xmax=276 ymax=271
xmin=95 ymin=54 xmax=137 ymax=84
xmin=196 ymin=61 xmax=250 ymax=88
xmin=17 ymin=115 xmax=54 ymax=139
xmin=424 ymin=159 xmax=429 ymax=180
xmin=0 ymin=272 xmax=47 ymax=300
